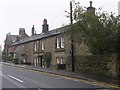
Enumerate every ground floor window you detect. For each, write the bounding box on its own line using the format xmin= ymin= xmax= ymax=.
xmin=34 ymin=57 xmax=39 ymax=66
xmin=56 ymin=57 xmax=63 ymax=64
xmin=56 ymin=57 xmax=66 ymax=70
xmin=42 ymin=58 xmax=46 ymax=68
xmin=33 ymin=56 xmax=46 ymax=68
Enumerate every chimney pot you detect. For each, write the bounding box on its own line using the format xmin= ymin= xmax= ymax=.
xmin=90 ymin=1 xmax=92 ymax=7
xmin=43 ymin=19 xmax=47 ymax=25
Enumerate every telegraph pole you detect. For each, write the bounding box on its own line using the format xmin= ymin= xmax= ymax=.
xmin=70 ymin=1 xmax=75 ymax=72
xmin=117 ymin=23 xmax=120 ymax=85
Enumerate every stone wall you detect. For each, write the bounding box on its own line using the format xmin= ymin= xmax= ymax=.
xmin=67 ymin=55 xmax=117 ymax=78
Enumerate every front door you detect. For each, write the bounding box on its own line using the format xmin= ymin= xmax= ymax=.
xmin=39 ymin=56 xmax=46 ymax=68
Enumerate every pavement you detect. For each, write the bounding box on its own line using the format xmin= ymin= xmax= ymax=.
xmin=2 ymin=62 xmax=120 ymax=89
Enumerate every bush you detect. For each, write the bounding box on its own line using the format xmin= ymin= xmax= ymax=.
xmin=57 ymin=64 xmax=66 ymax=70
xmin=21 ymin=62 xmax=31 ymax=65
xmin=2 ymin=55 xmax=13 ymax=62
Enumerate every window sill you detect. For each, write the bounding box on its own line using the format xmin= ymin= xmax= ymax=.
xmin=33 ymin=51 xmax=38 ymax=54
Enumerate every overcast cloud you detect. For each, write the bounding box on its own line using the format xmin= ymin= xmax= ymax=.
xmin=0 ymin=0 xmax=119 ymax=49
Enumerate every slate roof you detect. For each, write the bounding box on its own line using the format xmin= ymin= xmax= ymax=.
xmin=12 ymin=27 xmax=64 ymax=45
xmin=10 ymin=35 xmax=17 ymax=42
xmin=5 ymin=35 xmax=17 ymax=47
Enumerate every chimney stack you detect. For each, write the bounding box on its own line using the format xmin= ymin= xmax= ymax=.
xmin=32 ymin=25 xmax=35 ymax=36
xmin=87 ymin=1 xmax=95 ymax=15
xmin=19 ymin=28 xmax=25 ymax=36
xmin=42 ymin=19 xmax=49 ymax=33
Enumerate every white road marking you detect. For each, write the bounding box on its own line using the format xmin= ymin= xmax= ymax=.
xmin=7 ymin=75 xmax=23 ymax=83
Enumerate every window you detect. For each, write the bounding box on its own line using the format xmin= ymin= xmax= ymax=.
xmin=34 ymin=42 xmax=37 ymax=51
xmin=57 ymin=38 xmax=60 ymax=49
xmin=41 ymin=41 xmax=44 ymax=50
xmin=56 ymin=37 xmax=64 ymax=49
xmin=13 ymin=53 xmax=16 ymax=58
xmin=56 ymin=58 xmax=60 ymax=64
xmin=60 ymin=58 xmax=63 ymax=64
xmin=56 ymin=57 xmax=63 ymax=64
xmin=61 ymin=37 xmax=64 ymax=48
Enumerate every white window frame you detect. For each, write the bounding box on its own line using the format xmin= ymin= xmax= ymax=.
xmin=34 ymin=58 xmax=36 ymax=66
xmin=56 ymin=57 xmax=63 ymax=64
xmin=13 ymin=53 xmax=16 ymax=58
xmin=41 ymin=41 xmax=44 ymax=50
xmin=60 ymin=57 xmax=63 ymax=64
xmin=61 ymin=37 xmax=64 ymax=48
xmin=57 ymin=38 xmax=60 ymax=49
xmin=36 ymin=58 xmax=38 ymax=66
xmin=34 ymin=42 xmax=37 ymax=51
xmin=56 ymin=58 xmax=60 ymax=64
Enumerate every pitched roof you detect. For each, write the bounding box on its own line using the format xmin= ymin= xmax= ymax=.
xmin=12 ymin=27 xmax=64 ymax=45
xmin=10 ymin=35 xmax=17 ymax=40
xmin=5 ymin=35 xmax=17 ymax=46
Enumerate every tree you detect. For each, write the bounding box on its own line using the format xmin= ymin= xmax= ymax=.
xmin=66 ymin=1 xmax=120 ymax=55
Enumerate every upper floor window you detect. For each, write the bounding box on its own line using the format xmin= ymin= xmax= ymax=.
xmin=33 ymin=42 xmax=37 ymax=51
xmin=57 ymin=38 xmax=60 ymax=49
xmin=56 ymin=37 xmax=64 ymax=49
xmin=61 ymin=37 xmax=64 ymax=48
xmin=41 ymin=41 xmax=44 ymax=50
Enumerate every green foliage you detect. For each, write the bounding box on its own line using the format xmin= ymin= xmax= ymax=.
xmin=43 ymin=52 xmax=52 ymax=68
xmin=66 ymin=1 xmax=120 ymax=55
xmin=2 ymin=55 xmax=13 ymax=62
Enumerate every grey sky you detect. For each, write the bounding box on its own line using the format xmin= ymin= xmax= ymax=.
xmin=0 ymin=0 xmax=119 ymax=49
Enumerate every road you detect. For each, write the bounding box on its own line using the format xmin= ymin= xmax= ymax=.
xmin=1 ymin=63 xmax=109 ymax=89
